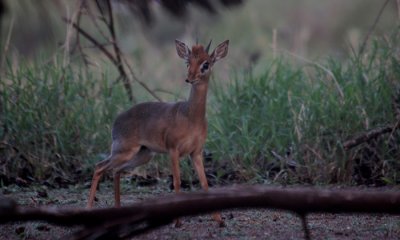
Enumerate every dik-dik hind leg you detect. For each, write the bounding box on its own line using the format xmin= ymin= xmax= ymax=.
xmin=191 ymin=152 xmax=225 ymax=227
xmin=87 ymin=157 xmax=112 ymax=208
xmin=113 ymin=147 xmax=154 ymax=207
xmin=87 ymin=147 xmax=137 ymax=208
xmin=169 ymin=149 xmax=183 ymax=227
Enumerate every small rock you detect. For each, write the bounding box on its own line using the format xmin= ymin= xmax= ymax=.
xmin=37 ymin=190 xmax=48 ymax=198
xmin=15 ymin=226 xmax=25 ymax=235
xmin=36 ymin=224 xmax=50 ymax=232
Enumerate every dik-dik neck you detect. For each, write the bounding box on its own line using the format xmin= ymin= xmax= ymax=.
xmin=187 ymin=81 xmax=209 ymax=125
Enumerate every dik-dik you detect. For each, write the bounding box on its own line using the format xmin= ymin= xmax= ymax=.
xmin=87 ymin=39 xmax=229 ymax=227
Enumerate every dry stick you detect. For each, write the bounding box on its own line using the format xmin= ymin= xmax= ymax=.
xmin=299 ymin=214 xmax=311 ymax=240
xmin=2 ymin=186 xmax=400 ymax=239
xmin=358 ymin=0 xmax=390 ymax=56
xmin=343 ymin=125 xmax=394 ymax=150
xmin=272 ymin=28 xmax=277 ymax=59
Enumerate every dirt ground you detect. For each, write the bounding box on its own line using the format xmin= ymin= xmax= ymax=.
xmin=1 ymin=181 xmax=400 ymax=240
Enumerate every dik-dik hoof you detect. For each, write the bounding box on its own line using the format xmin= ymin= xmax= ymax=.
xmin=212 ymin=212 xmax=225 ymax=227
xmin=217 ymin=220 xmax=226 ymax=227
xmin=174 ymin=219 xmax=183 ymax=228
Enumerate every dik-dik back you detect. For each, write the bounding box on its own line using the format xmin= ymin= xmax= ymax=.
xmin=87 ymin=39 xmax=229 ymax=227
xmin=112 ymin=101 xmax=201 ymax=156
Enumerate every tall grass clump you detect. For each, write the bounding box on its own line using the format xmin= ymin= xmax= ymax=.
xmin=208 ymin=30 xmax=400 ymax=184
xmin=0 ymin=59 xmax=130 ymax=183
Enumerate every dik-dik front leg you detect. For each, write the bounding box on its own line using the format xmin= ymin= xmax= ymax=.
xmin=191 ymin=151 xmax=225 ymax=227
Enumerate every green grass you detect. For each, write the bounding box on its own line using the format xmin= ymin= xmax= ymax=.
xmin=207 ymin=30 xmax=400 ymax=184
xmin=0 ymin=59 xmax=130 ymax=182
xmin=1 ymin=30 xmax=399 ymax=185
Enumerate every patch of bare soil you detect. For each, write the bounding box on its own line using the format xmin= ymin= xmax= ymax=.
xmin=1 ymin=181 xmax=399 ymax=240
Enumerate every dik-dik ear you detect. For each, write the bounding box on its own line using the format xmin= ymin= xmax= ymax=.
xmin=210 ymin=40 xmax=229 ymax=64
xmin=175 ymin=39 xmax=191 ymax=61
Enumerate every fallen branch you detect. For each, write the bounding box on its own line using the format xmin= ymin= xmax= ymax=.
xmin=343 ymin=125 xmax=394 ymax=150
xmin=1 ymin=186 xmax=400 ymax=239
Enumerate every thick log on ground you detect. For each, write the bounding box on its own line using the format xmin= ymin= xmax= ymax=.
xmin=1 ymin=186 xmax=400 ymax=239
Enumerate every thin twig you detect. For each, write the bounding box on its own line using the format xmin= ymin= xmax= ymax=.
xmin=388 ymin=120 xmax=400 ymax=145
xmin=345 ymin=38 xmax=357 ymax=59
xmin=121 ymin=54 xmax=162 ymax=101
xmin=88 ymin=0 xmax=112 ymax=44
xmin=0 ymin=15 xmax=14 ymax=70
xmin=83 ymin=42 xmax=114 ymax=49
xmin=358 ymin=0 xmax=390 ymax=55
xmin=304 ymin=144 xmax=323 ymax=161
xmin=75 ymin=1 xmax=90 ymax=69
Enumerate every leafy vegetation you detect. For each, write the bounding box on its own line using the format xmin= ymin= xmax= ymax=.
xmin=0 ymin=60 xmax=130 ymax=184
xmin=208 ymin=30 xmax=400 ymax=185
xmin=1 ymin=29 xmax=399 ymax=186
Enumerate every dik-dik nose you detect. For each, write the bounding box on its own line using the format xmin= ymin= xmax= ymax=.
xmin=186 ymin=78 xmax=200 ymax=84
xmin=185 ymin=76 xmax=197 ymax=84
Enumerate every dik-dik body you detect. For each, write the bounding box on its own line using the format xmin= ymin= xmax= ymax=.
xmin=86 ymin=39 xmax=229 ymax=226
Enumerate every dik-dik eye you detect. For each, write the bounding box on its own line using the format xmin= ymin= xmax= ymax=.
xmin=200 ymin=61 xmax=210 ymax=74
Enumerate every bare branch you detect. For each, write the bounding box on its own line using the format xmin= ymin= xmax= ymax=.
xmin=103 ymin=0 xmax=136 ymax=103
xmin=62 ymin=17 xmax=119 ymax=66
xmin=63 ymin=16 xmax=135 ymax=102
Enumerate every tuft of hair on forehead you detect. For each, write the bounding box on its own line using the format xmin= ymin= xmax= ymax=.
xmin=191 ymin=45 xmax=208 ymax=58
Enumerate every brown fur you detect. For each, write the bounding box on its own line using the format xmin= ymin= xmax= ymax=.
xmin=87 ymin=39 xmax=229 ymax=227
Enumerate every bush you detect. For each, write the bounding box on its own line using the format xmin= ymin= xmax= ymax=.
xmin=0 ymin=60 xmax=129 ymax=184
xmin=207 ymin=31 xmax=400 ymax=184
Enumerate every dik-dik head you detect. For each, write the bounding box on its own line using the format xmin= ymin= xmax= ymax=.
xmin=175 ymin=39 xmax=229 ymax=85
